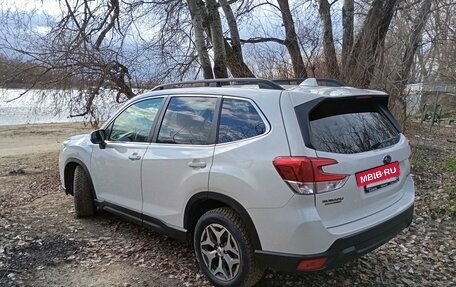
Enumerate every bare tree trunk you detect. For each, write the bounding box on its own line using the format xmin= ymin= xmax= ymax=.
xmin=219 ymin=0 xmax=242 ymax=59
xmin=205 ymin=0 xmax=228 ymax=78
xmin=224 ymin=39 xmax=256 ymax=77
xmin=188 ymin=0 xmax=213 ymax=79
xmin=342 ymin=0 xmax=354 ymax=74
xmin=345 ymin=0 xmax=397 ymax=87
xmin=389 ymin=0 xmax=433 ymax=127
xmin=218 ymin=0 xmax=254 ymax=77
xmin=277 ymin=0 xmax=307 ymax=78
xmin=318 ymin=0 xmax=340 ymax=79
xmin=433 ymin=1 xmax=451 ymax=81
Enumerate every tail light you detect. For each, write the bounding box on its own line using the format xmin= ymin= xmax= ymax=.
xmin=273 ymin=156 xmax=348 ymax=195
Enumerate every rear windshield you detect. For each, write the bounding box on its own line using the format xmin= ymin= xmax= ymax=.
xmin=308 ymin=99 xmax=399 ymax=154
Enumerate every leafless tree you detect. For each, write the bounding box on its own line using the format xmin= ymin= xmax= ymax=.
xmin=188 ymin=0 xmax=214 ymax=79
xmin=388 ymin=0 xmax=433 ymax=125
xmin=0 ymin=0 xmax=453 ymax=126
xmin=344 ymin=0 xmax=398 ymax=87
xmin=342 ymin=0 xmax=354 ymax=73
xmin=220 ymin=0 xmax=255 ymax=77
xmin=0 ymin=0 xmax=200 ymax=123
xmin=318 ymin=0 xmax=340 ymax=79
xmin=277 ymin=0 xmax=307 ymax=77
xmin=205 ymin=0 xmax=229 ymax=78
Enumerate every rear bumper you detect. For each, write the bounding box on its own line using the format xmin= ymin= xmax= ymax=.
xmin=255 ymin=204 xmax=413 ymax=272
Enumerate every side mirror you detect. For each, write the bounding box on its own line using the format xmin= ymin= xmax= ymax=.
xmin=90 ymin=129 xmax=106 ymax=149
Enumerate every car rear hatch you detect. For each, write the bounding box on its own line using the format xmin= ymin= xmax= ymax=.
xmin=295 ymin=95 xmax=411 ymax=228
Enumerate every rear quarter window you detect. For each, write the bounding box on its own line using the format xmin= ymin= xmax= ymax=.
xmin=217 ymin=98 xmax=266 ymax=143
xmin=306 ymin=99 xmax=399 ymax=154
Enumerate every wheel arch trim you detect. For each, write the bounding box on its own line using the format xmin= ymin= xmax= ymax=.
xmin=64 ymin=157 xmax=97 ymax=199
xmin=184 ymin=192 xmax=262 ymax=250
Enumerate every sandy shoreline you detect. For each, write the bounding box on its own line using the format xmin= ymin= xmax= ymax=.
xmin=0 ymin=122 xmax=93 ymax=157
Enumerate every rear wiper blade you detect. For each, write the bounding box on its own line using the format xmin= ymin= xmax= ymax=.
xmin=370 ymin=135 xmax=400 ymax=150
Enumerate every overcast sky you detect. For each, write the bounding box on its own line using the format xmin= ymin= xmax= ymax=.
xmin=2 ymin=0 xmax=62 ymax=16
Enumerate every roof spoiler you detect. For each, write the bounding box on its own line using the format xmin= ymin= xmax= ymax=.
xmin=299 ymin=78 xmax=345 ymax=87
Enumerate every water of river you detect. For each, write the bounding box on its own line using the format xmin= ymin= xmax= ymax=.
xmin=0 ymin=89 xmax=122 ymax=126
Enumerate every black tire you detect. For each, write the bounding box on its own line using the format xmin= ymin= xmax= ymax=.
xmin=73 ymin=165 xmax=95 ymax=218
xmin=193 ymin=207 xmax=263 ymax=287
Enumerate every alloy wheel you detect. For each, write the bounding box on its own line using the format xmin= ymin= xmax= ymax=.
xmin=199 ymin=223 xmax=241 ymax=281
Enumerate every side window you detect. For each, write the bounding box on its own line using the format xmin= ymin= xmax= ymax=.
xmin=108 ymin=97 xmax=163 ymax=143
xmin=218 ymin=98 xmax=266 ymax=143
xmin=157 ymin=97 xmax=218 ymax=145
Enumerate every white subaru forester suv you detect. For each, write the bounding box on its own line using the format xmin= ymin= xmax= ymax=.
xmin=59 ymin=78 xmax=414 ymax=287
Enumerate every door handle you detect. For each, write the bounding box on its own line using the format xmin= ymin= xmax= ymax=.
xmin=128 ymin=153 xmax=142 ymax=161
xmin=188 ymin=160 xmax=207 ymax=168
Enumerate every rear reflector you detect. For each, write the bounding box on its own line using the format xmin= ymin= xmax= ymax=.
xmin=297 ymin=257 xmax=328 ymax=271
xmin=273 ymin=157 xmax=348 ymax=195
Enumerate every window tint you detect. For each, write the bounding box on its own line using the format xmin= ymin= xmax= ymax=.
xmin=218 ymin=98 xmax=266 ymax=143
xmin=157 ymin=97 xmax=217 ymax=145
xmin=308 ymin=99 xmax=399 ymax=154
xmin=108 ymin=98 xmax=163 ymax=142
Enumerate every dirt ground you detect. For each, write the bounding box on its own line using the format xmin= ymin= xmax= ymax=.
xmin=0 ymin=122 xmax=455 ymax=287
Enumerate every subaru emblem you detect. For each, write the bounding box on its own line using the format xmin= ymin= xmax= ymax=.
xmin=383 ymin=155 xmax=392 ymax=164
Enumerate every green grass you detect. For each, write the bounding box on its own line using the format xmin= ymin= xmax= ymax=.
xmin=429 ymin=158 xmax=456 ymax=217
xmin=410 ymin=145 xmax=427 ymax=172
xmin=446 ymin=158 xmax=456 ymax=174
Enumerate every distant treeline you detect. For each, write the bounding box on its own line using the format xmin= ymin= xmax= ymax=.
xmin=0 ymin=56 xmax=76 ymax=89
xmin=0 ymin=56 xmax=154 ymax=90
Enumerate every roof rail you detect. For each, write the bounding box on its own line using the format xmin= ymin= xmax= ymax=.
xmin=152 ymin=78 xmax=284 ymax=91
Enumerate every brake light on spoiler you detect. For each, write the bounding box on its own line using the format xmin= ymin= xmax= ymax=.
xmin=273 ymin=157 xmax=348 ymax=195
